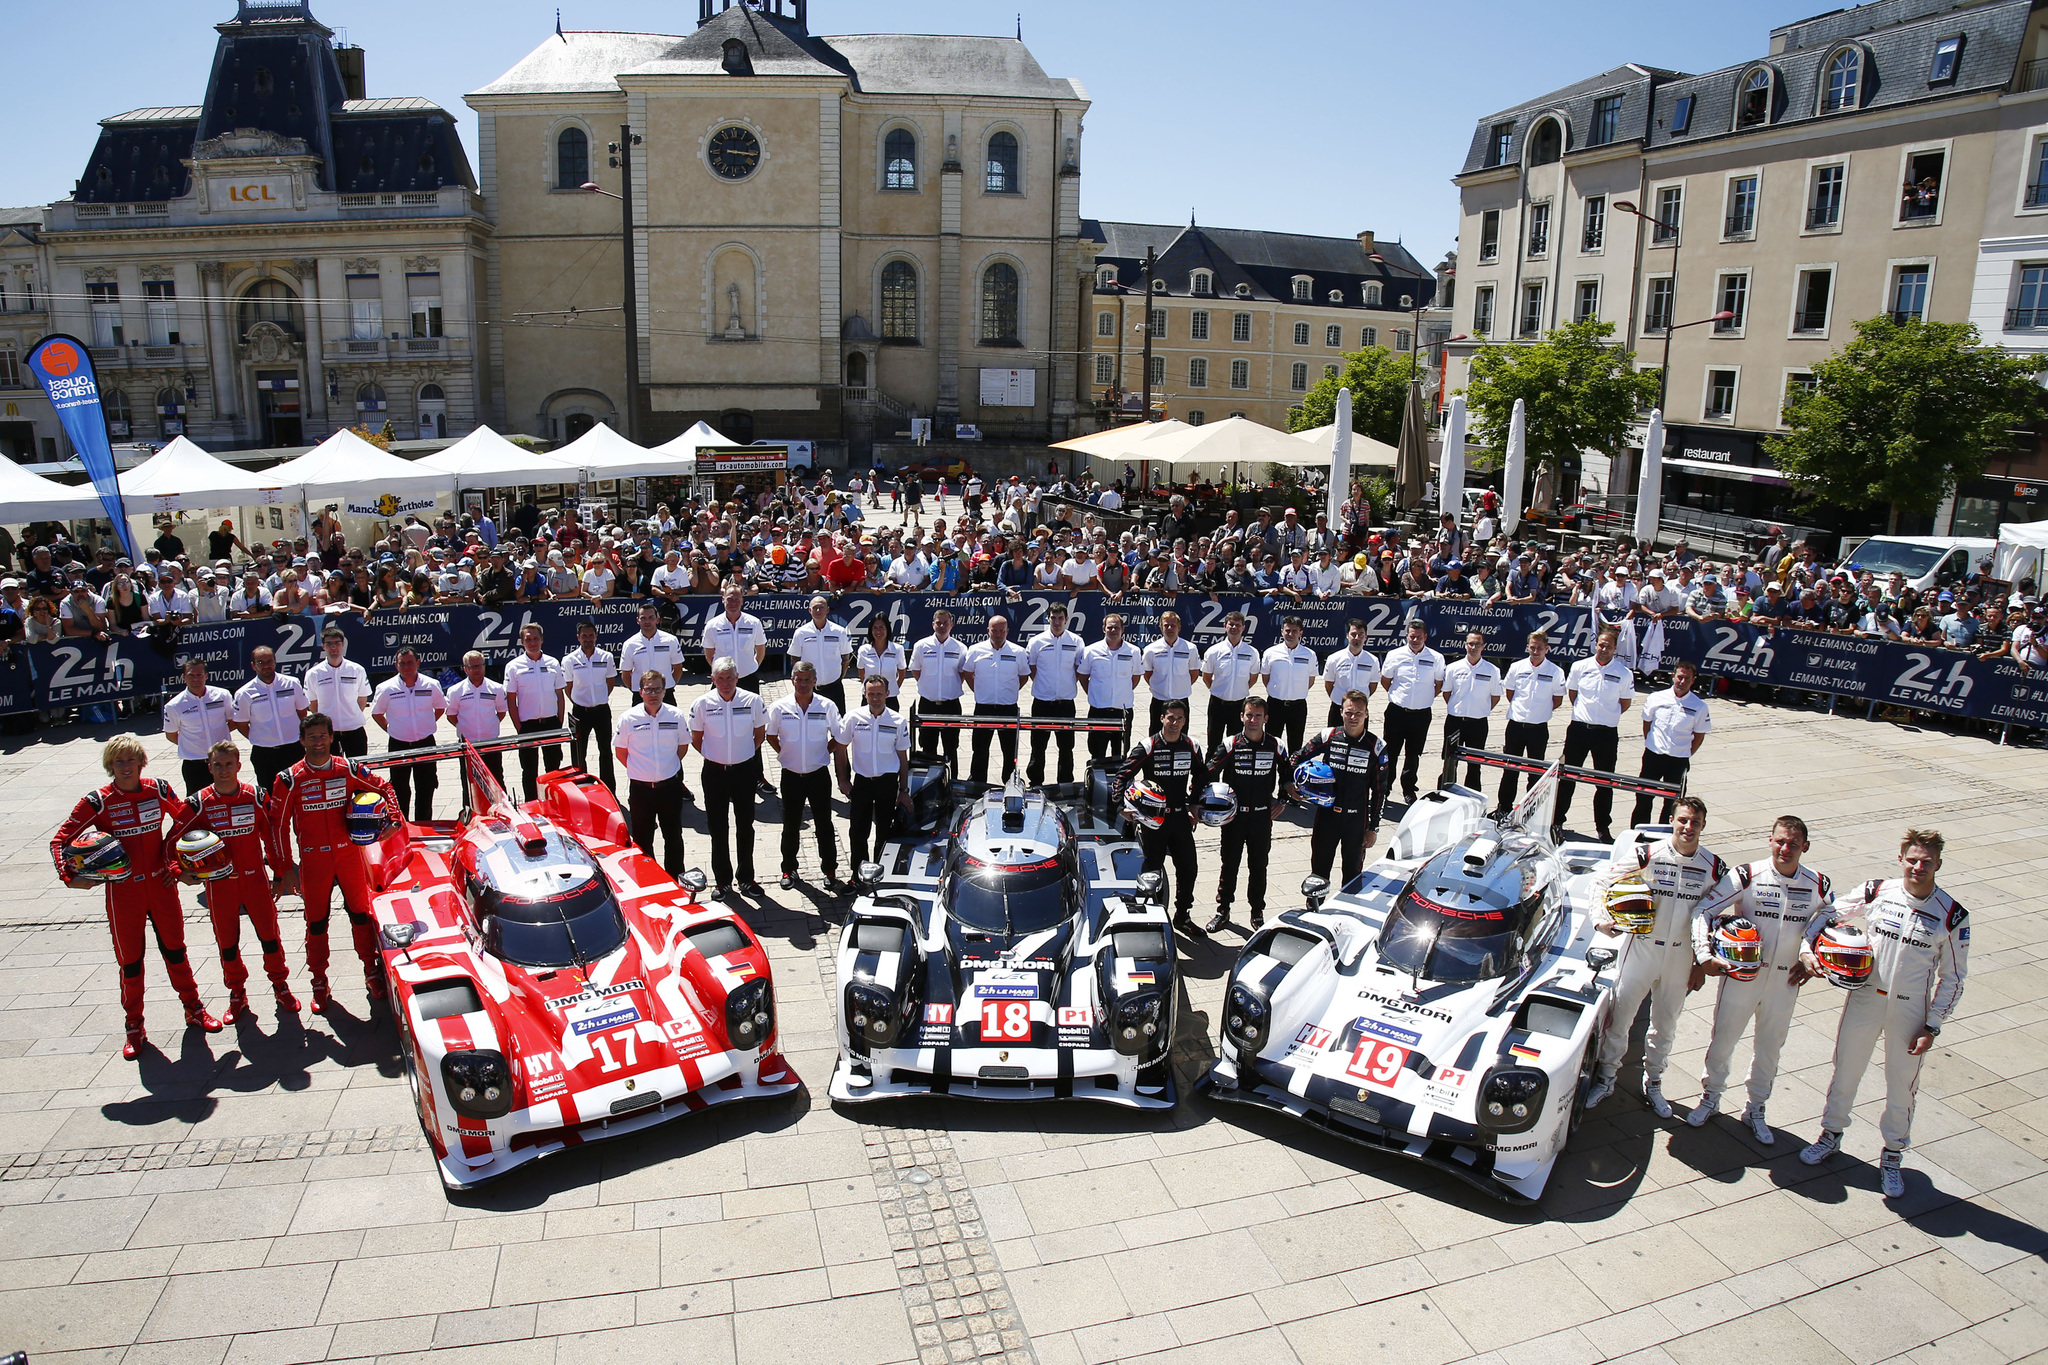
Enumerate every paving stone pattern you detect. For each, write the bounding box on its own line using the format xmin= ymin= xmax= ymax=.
xmin=2 ymin=512 xmax=2046 ymax=1364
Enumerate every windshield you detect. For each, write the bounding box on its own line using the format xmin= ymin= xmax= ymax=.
xmin=478 ymin=874 xmax=629 ymax=968
xmin=1376 ymin=889 xmax=1523 ymax=985
xmin=1842 ymin=539 xmax=1944 ymax=577
xmin=944 ymin=853 xmax=1075 ymax=937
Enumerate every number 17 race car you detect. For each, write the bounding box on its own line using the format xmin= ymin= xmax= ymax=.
xmin=1201 ymin=752 xmax=1682 ymax=1204
xmin=360 ymin=733 xmax=797 ymax=1191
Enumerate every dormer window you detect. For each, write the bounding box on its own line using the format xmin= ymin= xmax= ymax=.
xmin=1823 ymin=48 xmax=1862 ymax=112
xmin=1292 ymin=276 xmax=1313 ymax=300
xmin=1363 ymin=281 xmax=1382 ymax=306
xmin=1151 ymin=279 xmax=1167 ymax=293
xmin=1929 ymin=35 xmax=1962 ymax=86
xmin=1327 ymin=290 xmax=1344 ymax=303
xmin=1738 ymin=68 xmax=1772 ymax=127
xmin=1234 ymin=282 xmax=1251 ymax=298
xmin=1098 ymin=267 xmax=1116 ymax=288
xmin=1190 ymin=270 xmax=1212 ymax=293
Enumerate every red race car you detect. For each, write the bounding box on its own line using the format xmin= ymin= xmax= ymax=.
xmin=362 ymin=735 xmax=797 ymax=1191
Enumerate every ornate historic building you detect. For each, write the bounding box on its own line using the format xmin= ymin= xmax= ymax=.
xmin=13 ymin=0 xmax=487 ymax=456
xmin=469 ymin=0 xmax=1091 ymax=450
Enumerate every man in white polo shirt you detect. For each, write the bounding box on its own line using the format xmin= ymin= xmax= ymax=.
xmin=766 ymin=661 xmax=845 ymax=892
xmin=1260 ymin=615 xmax=1320 ymax=753
xmin=837 ymin=675 xmax=913 ymax=870
xmin=445 ymin=650 xmax=510 ymax=785
xmin=1141 ymin=610 xmax=1200 ymax=740
xmin=564 ymin=619 xmax=618 ymax=790
xmin=962 ymin=614 xmax=1027 ymax=785
xmin=370 ymin=647 xmax=446 ymax=821
xmin=1554 ymin=624 xmax=1636 ymax=842
xmin=789 ymin=595 xmax=854 ymax=713
xmin=1497 ymin=629 xmax=1568 ymax=813
xmin=689 ymin=657 xmax=769 ymax=898
xmin=621 ymin=602 xmax=687 ymax=701
xmin=908 ymin=608 xmax=968 ymax=768
xmin=232 ymin=646 xmax=309 ymax=798
xmin=1321 ymin=617 xmax=1381 ymax=729
xmin=703 ymin=586 xmax=772 ymax=797
xmin=1200 ymin=610 xmax=1263 ymax=754
xmin=304 ymin=626 xmax=373 ymax=758
xmin=1439 ymin=631 xmax=1503 ymax=791
xmin=504 ymin=623 xmax=568 ymax=803
xmin=1077 ymin=612 xmax=1144 ymax=763
xmin=1379 ymin=618 xmax=1445 ymax=807
xmin=164 ymin=658 xmax=233 ymax=793
xmin=614 ymin=670 xmax=688 ymax=875
xmin=1633 ymin=659 xmax=1711 ymax=828
xmin=1025 ymin=601 xmax=1084 ymax=786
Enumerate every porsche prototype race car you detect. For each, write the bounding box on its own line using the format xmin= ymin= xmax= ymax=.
xmin=831 ymin=717 xmax=1180 ymax=1108
xmin=361 ymin=733 xmax=798 ymax=1191
xmin=1200 ymin=750 xmax=1683 ymax=1204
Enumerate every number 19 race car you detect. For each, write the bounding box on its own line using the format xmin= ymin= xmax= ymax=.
xmin=361 ymin=733 xmax=797 ymax=1191
xmin=831 ymin=716 xmax=1181 ymax=1108
xmin=1201 ymin=753 xmax=1681 ymax=1204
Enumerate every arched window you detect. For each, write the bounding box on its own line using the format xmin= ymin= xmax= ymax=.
xmin=880 ymin=260 xmax=918 ymax=341
xmin=980 ymin=262 xmax=1019 ymax=343
xmin=103 ymin=388 xmax=133 ymax=437
xmin=419 ymin=383 xmax=445 ymax=402
xmin=237 ymin=279 xmax=301 ymax=338
xmin=1292 ymin=277 xmax=1313 ymax=300
xmin=355 ymin=382 xmax=387 ymax=412
xmin=1528 ymin=118 xmax=1563 ymax=165
xmin=1738 ymin=68 xmax=1772 ymax=127
xmin=556 ymin=126 xmax=589 ymax=190
xmin=155 ymin=387 xmax=184 ymax=437
xmin=985 ymin=131 xmax=1019 ymax=194
xmin=1823 ymin=49 xmax=1861 ymax=111
xmin=845 ymin=352 xmax=868 ymax=386
xmin=1190 ymin=270 xmax=1211 ymax=293
xmin=1363 ymin=282 xmax=1382 ymax=306
xmin=884 ymin=128 xmax=916 ymax=191
xmin=1098 ymin=267 xmax=1116 ymax=288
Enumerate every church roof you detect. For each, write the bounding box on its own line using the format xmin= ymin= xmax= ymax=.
xmin=828 ymin=34 xmax=1083 ymax=99
xmin=469 ymin=31 xmax=683 ymax=96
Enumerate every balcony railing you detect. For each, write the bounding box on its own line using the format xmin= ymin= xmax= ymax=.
xmin=2020 ymin=58 xmax=2048 ymax=92
xmin=1477 ymin=243 xmax=1499 ymax=262
xmin=88 ymin=343 xmax=199 ymax=369
xmin=2028 ymin=183 xmax=2048 ymax=209
xmin=1724 ymin=214 xmax=1756 ymax=237
xmin=1890 ymin=310 xmax=1926 ymax=325
xmin=321 ymin=336 xmax=468 ymax=361
xmin=2007 ymin=306 xmax=2048 ymax=329
xmin=1806 ymin=206 xmax=1841 ymax=230
xmin=1793 ymin=309 xmax=1829 ymax=333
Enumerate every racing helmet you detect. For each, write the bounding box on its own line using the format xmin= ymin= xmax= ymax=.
xmin=1604 ymin=874 xmax=1657 ymax=935
xmin=1194 ymin=782 xmax=1239 ymax=828
xmin=174 ymin=828 xmax=234 ymax=882
xmin=1813 ymin=920 xmax=1875 ymax=989
xmin=346 ymin=790 xmax=392 ymax=845
xmin=62 ymin=830 xmax=131 ymax=883
xmin=1710 ymin=916 xmax=1764 ymax=981
xmin=1292 ymin=759 xmax=1337 ymax=809
xmin=1122 ymin=778 xmax=1170 ymax=831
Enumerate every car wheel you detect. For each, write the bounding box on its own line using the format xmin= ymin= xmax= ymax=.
xmin=398 ymin=1022 xmax=435 ymax=1148
xmin=1569 ymin=1029 xmax=1601 ymax=1136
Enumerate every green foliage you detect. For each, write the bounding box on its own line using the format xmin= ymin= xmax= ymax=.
xmin=1767 ymin=315 xmax=2043 ymax=517
xmin=1288 ymin=345 xmax=1414 ymax=444
xmin=1461 ymin=318 xmax=1660 ymax=471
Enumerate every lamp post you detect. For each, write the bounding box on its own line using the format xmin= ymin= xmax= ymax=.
xmin=580 ymin=121 xmax=643 ymax=443
xmin=1610 ymin=199 xmax=1734 ymax=414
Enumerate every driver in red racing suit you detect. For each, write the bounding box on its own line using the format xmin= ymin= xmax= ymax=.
xmin=265 ymin=712 xmax=403 ymax=1012
xmin=170 ymin=739 xmax=297 ymax=1023
xmin=51 ymin=734 xmax=221 ymax=1058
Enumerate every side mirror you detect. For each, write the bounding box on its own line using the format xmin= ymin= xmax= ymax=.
xmin=1585 ymin=946 xmax=1618 ymax=974
xmin=1300 ymin=875 xmax=1330 ymax=911
xmin=1134 ymin=870 xmax=1167 ymax=905
xmin=679 ymin=869 xmax=709 ymax=896
xmin=856 ymin=861 xmax=885 ymax=891
xmin=379 ymin=921 xmax=421 ymax=950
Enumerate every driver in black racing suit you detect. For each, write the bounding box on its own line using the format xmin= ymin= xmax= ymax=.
xmin=1286 ymin=688 xmax=1385 ymax=888
xmin=1116 ymin=698 xmax=1211 ymax=941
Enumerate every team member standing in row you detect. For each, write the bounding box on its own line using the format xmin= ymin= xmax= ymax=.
xmin=1496 ymin=631 xmax=1567 ymax=813
xmin=164 ymin=659 xmax=233 ymax=794
xmin=1633 ymin=661 xmax=1711 ymax=828
xmin=767 ymin=662 xmax=844 ymax=892
xmin=371 ymin=647 xmax=444 ymax=822
xmin=703 ymin=588 xmax=772 ymax=797
xmin=789 ymin=595 xmax=854 ymax=712
xmin=963 ymin=615 xmax=1027 ymax=785
xmin=1027 ymin=602 xmax=1084 ymax=785
xmin=505 ymin=624 xmax=567 ymax=803
xmin=839 ymin=675 xmax=914 ymax=871
xmin=1201 ymin=611 xmax=1262 ymax=754
xmin=305 ymin=627 xmax=372 ymax=758
xmin=1262 ymin=617 xmax=1320 ymax=754
xmin=690 ymin=657 xmax=768 ymax=898
xmin=233 ymin=646 xmax=308 ymax=797
xmin=614 ymin=671 xmax=688 ymax=875
xmin=855 ymin=617 xmax=907 ymax=710
xmin=1117 ymin=698 xmax=1209 ymax=939
xmin=1379 ymin=620 xmax=1444 ymax=807
xmin=1078 ymin=613 xmax=1143 ymax=762
xmin=909 ymin=609 xmax=967 ymax=768
xmin=444 ymin=652 xmax=509 ymax=784
xmin=1553 ymin=625 xmax=1634 ymax=841
xmin=1439 ymin=631 xmax=1502 ymax=790
xmin=621 ymin=603 xmax=690 ymax=799
xmin=565 ymin=621 xmax=618 ymax=790
xmin=172 ymin=740 xmax=296 ymax=1025
xmin=1323 ymin=619 xmax=1379 ymax=728
xmin=1289 ymin=689 xmax=1383 ymax=887
xmin=1142 ymin=611 xmax=1199 ymax=739
xmin=1206 ymin=695 xmax=1287 ymax=934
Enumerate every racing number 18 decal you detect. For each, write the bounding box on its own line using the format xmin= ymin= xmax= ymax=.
xmin=981 ymin=1001 xmax=1032 ymax=1041
xmin=591 ymin=1028 xmax=639 ymax=1072
xmin=1347 ymin=1038 xmax=1409 ymax=1089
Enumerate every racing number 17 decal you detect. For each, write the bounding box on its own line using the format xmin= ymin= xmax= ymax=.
xmin=591 ymin=1028 xmax=639 ymax=1072
xmin=1347 ymin=1038 xmax=1409 ymax=1089
xmin=981 ymin=1001 xmax=1032 ymax=1041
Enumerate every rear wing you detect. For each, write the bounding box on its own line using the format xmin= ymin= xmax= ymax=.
xmin=358 ymin=727 xmax=576 ymax=828
xmin=1451 ymin=746 xmax=1684 ymax=837
xmin=912 ymin=713 xmax=1129 ymax=735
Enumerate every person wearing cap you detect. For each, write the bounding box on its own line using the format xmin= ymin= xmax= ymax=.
xmin=1685 ymin=571 xmax=1730 ymax=622
xmin=304 ymin=626 xmax=374 ymax=758
xmin=444 ymin=651 xmax=510 ymax=784
xmin=164 ymin=658 xmax=235 ymax=793
xmin=190 ymin=567 xmax=229 ymax=623
xmin=207 ymin=519 xmax=248 ymax=564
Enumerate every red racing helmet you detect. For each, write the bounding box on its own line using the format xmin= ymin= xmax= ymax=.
xmin=1813 ymin=920 xmax=1874 ymax=989
xmin=174 ymin=829 xmax=235 ymax=882
xmin=1710 ymin=916 xmax=1764 ymax=981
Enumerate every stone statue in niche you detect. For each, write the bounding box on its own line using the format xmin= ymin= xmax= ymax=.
xmin=724 ymin=281 xmax=746 ymax=339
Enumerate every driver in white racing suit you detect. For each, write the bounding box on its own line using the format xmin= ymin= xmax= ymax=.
xmin=1686 ymin=815 xmax=1832 ymax=1143
xmin=1797 ymin=828 xmax=1967 ymax=1200
xmin=1585 ymin=795 xmax=1726 ymax=1118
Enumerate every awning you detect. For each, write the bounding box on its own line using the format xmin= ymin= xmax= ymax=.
xmin=1663 ymin=457 xmax=1787 ymax=486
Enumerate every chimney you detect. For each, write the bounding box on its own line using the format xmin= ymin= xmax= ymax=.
xmin=335 ymin=44 xmax=366 ymax=101
xmin=1358 ymin=230 xmax=1376 ymax=257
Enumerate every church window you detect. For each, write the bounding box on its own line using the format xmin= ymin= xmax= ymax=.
xmin=985 ymin=131 xmax=1019 ymax=194
xmin=557 ymin=127 xmax=589 ymax=190
xmin=980 ymin=262 xmax=1020 ymax=343
xmin=881 ymin=261 xmax=918 ymax=341
xmin=885 ymin=128 xmax=916 ymax=191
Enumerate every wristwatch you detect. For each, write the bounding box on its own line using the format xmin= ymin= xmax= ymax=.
xmin=1923 ymin=1024 xmax=1941 ymax=1037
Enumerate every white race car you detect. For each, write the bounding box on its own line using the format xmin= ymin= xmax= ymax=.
xmin=1201 ymin=757 xmax=1677 ymax=1204
xmin=829 ymin=766 xmax=1181 ymax=1108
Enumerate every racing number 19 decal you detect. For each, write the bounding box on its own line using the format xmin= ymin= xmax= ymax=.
xmin=1347 ymin=1038 xmax=1409 ymax=1089
xmin=981 ymin=1001 xmax=1032 ymax=1041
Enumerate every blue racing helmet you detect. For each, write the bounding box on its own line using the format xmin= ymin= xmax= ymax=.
xmin=347 ymin=789 xmax=393 ymax=845
xmin=1292 ymin=759 xmax=1337 ymax=809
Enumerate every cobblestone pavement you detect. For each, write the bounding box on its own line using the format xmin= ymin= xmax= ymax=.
xmin=3 ymin=563 xmax=2046 ymax=1362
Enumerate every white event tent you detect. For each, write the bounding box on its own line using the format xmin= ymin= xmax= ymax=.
xmin=556 ymin=422 xmax=694 ymax=479
xmin=1993 ymin=519 xmax=2048 ymax=583
xmin=648 ymin=420 xmax=739 ymax=462
xmin=118 ymin=437 xmax=289 ymax=510
xmin=417 ymin=426 xmax=580 ymax=488
xmin=265 ymin=428 xmax=454 ymax=506
xmin=0 ymin=458 xmax=103 ymax=523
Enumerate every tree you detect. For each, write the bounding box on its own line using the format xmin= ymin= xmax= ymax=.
xmin=1768 ymin=315 xmax=2042 ymax=531
xmin=1287 ymin=344 xmax=1413 ymax=444
xmin=1460 ymin=319 xmax=1660 ymax=483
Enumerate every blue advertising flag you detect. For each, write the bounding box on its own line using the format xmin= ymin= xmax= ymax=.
xmin=23 ymin=333 xmax=137 ymax=560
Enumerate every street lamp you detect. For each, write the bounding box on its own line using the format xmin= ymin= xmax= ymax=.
xmin=1610 ymin=198 xmax=1733 ymax=413
xmin=579 ymin=122 xmax=644 ymax=443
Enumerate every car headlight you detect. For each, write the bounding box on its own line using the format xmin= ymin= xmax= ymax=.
xmin=1223 ymin=983 xmax=1270 ymax=1054
xmin=845 ymin=982 xmax=900 ymax=1047
xmin=1111 ymin=990 xmax=1165 ymax=1058
xmin=1478 ymin=1065 xmax=1549 ymax=1134
xmin=440 ymin=1049 xmax=513 ymax=1119
xmin=725 ymin=979 xmax=775 ymax=1049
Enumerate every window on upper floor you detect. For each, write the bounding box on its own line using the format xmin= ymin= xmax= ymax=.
xmin=347 ymin=274 xmax=381 ymax=341
xmin=1591 ymin=95 xmax=1621 ymax=146
xmin=1360 ymin=325 xmax=1378 ymax=347
xmin=1929 ymin=35 xmax=1962 ymax=86
xmin=980 ymin=262 xmax=1019 ymax=342
xmin=1527 ymin=202 xmax=1550 ymax=256
xmin=1290 ymin=362 xmax=1309 ymax=391
xmin=1191 ymin=310 xmax=1210 ymax=341
xmin=1902 ymin=149 xmax=1945 ymax=222
xmin=1096 ymin=310 xmax=1114 ymax=337
xmin=1823 ymin=49 xmax=1862 ymax=113
xmin=143 ymin=279 xmax=177 ymax=345
xmin=1097 ymin=266 xmax=1116 ymax=288
xmin=1487 ymin=121 xmax=1514 ymax=167
xmin=1363 ymin=281 xmax=1382 ymax=305
xmin=408 ymin=272 xmax=442 ymax=338
xmin=1094 ymin=353 xmax=1114 ymax=385
xmin=88 ymin=281 xmax=121 ymax=348
xmin=1794 ymin=268 xmax=1833 ymax=333
xmin=2029 ymin=139 xmax=2048 ymax=209
xmin=1726 ymin=175 xmax=1758 ymax=237
xmin=1643 ymin=277 xmax=1673 ymax=333
xmin=1394 ymin=330 xmax=1411 ymax=352
xmin=1325 ymin=324 xmax=1343 ymax=347
xmin=1583 ymin=195 xmax=1606 ymax=252
xmin=1190 ymin=270 xmax=1212 ymax=294
xmin=1809 ymin=164 xmax=1845 ymax=229
xmin=1520 ymin=283 xmax=1544 ymax=337
xmin=1528 ymin=119 xmax=1562 ymax=165
xmin=1715 ymin=272 xmax=1748 ymax=332
xmin=2010 ymin=265 xmax=2048 ymax=329
xmin=1293 ymin=321 xmax=1311 ymax=345
xmin=1738 ymin=69 xmax=1772 ymax=127
xmin=0 ymin=346 xmax=20 ymax=388
xmin=1653 ymin=185 xmax=1682 ymax=243
xmin=1574 ymin=280 xmax=1599 ymax=323
xmin=1232 ymin=312 xmax=1251 ymax=342
xmin=881 ymin=261 xmax=918 ymax=341
xmin=1705 ymin=368 xmax=1738 ymax=420
xmin=556 ymin=126 xmax=588 ymax=190
xmin=101 ymin=387 xmax=131 ymax=438
xmin=1782 ymin=370 xmax=1818 ymax=423
xmin=1470 ymin=291 xmax=1492 ymax=337
xmin=1149 ymin=355 xmax=1164 ymax=386
xmin=985 ymin=131 xmax=1019 ymax=194
xmin=1292 ymin=277 xmax=1313 ymax=301
xmin=885 ymin=128 xmax=917 ymax=190
xmin=1672 ymin=93 xmax=1695 ymax=134
xmin=1229 ymin=358 xmax=1249 ymax=388
xmin=1892 ymin=266 xmax=1930 ymax=323
xmin=1188 ymin=358 xmax=1208 ymax=388
xmin=1149 ymin=308 xmax=1167 ymax=339
xmin=1479 ymin=209 xmax=1500 ymax=262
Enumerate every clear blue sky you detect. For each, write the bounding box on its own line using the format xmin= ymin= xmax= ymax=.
xmin=11 ymin=0 xmax=1802 ymax=266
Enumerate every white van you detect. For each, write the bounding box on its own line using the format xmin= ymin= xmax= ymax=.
xmin=1838 ymin=535 xmax=1993 ymax=593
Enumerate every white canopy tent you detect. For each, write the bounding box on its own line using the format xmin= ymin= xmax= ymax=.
xmin=1289 ymin=423 xmax=1400 ymax=469
xmin=0 ymin=459 xmax=103 ymax=523
xmin=1993 ymin=519 xmax=2048 ymax=582
xmin=266 ymin=428 xmax=455 ymax=505
xmin=648 ymin=420 xmax=739 ymax=462
xmin=416 ymin=426 xmax=580 ymax=488
xmin=119 ymin=437 xmax=289 ymax=510
xmin=557 ymin=423 xmax=695 ymax=478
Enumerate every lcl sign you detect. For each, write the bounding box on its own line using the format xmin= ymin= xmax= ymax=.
xmin=227 ymin=184 xmax=278 ymax=202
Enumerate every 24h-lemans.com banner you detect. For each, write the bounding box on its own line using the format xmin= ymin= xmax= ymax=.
xmin=3 ymin=593 xmax=2044 ymax=729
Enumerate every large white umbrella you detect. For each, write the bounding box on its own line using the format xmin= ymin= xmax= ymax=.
xmin=558 ymin=422 xmax=693 ymax=478
xmin=119 ymin=436 xmax=289 ymax=511
xmin=1289 ymin=424 xmax=1400 ymax=468
xmin=1328 ymin=389 xmax=1353 ymax=531
xmin=1050 ymin=420 xmax=1191 ymax=457
xmin=265 ymin=428 xmax=453 ymax=507
xmin=418 ymin=426 xmax=580 ymax=487
xmin=1439 ymin=395 xmax=1468 ymax=521
xmin=1126 ymin=416 xmax=1326 ymax=470
xmin=1501 ymin=398 xmax=1528 ymax=529
xmin=1633 ymin=409 xmax=1665 ymax=546
xmin=0 ymin=459 xmax=102 ymax=523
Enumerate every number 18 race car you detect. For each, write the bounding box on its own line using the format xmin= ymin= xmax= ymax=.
xmin=361 ymin=733 xmax=797 ymax=1191
xmin=1201 ymin=753 xmax=1681 ymax=1204
xmin=831 ymin=717 xmax=1181 ymax=1108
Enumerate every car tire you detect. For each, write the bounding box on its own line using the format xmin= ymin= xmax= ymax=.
xmin=398 ymin=1021 xmax=436 ymax=1152
xmin=1569 ymin=1029 xmax=1602 ymax=1136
